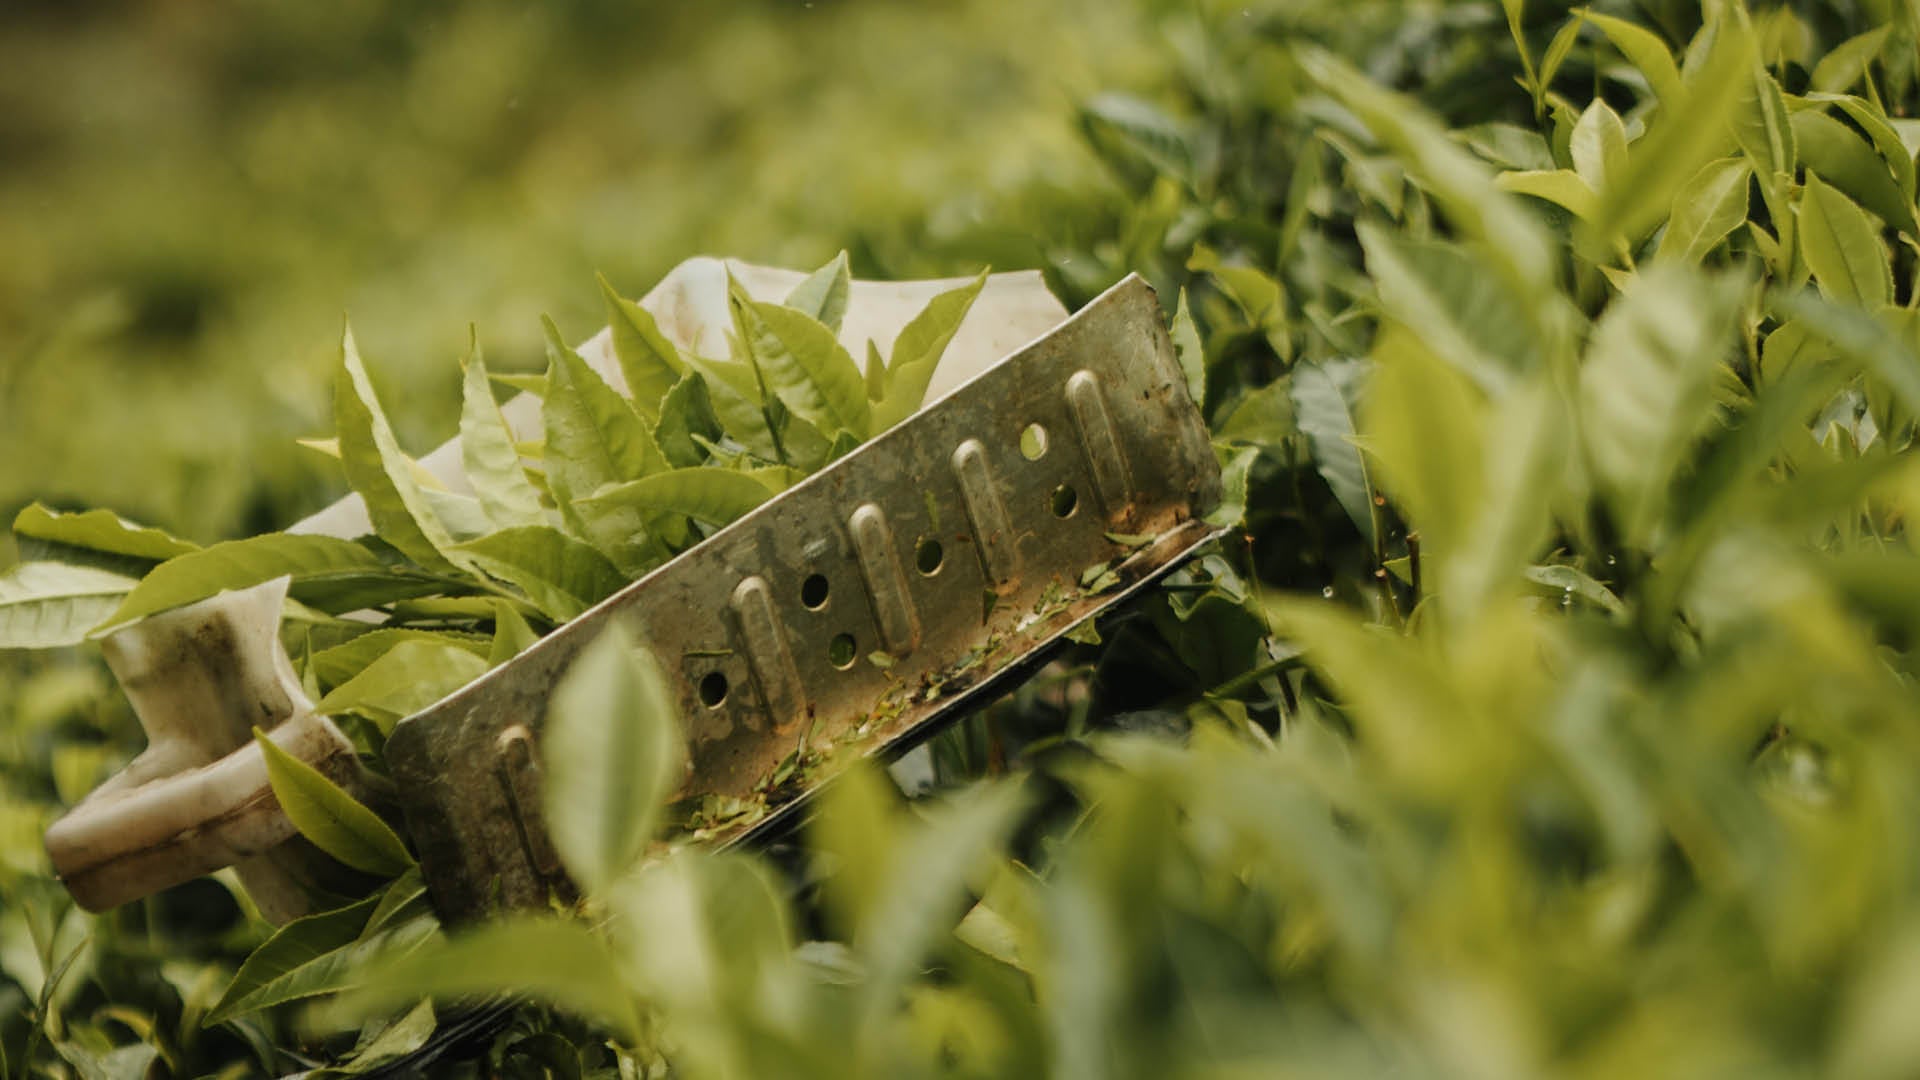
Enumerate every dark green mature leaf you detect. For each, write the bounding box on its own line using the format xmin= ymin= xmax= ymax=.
xmin=1656 ymin=158 xmax=1751 ymax=264
xmin=313 ymin=641 xmax=490 ymax=731
xmin=1170 ymin=288 xmax=1204 ymax=408
xmin=730 ymin=288 xmax=871 ymax=441
xmin=1357 ymin=223 xmax=1538 ymax=392
xmin=98 ymin=535 xmax=391 ymax=630
xmin=542 ymin=624 xmax=684 ymax=895
xmin=584 ymin=467 xmax=775 ymax=529
xmin=600 ymin=275 xmax=686 ymax=424
xmin=654 ymin=373 xmax=724 ymax=470
xmin=1290 ymin=358 xmax=1375 ymax=545
xmin=1778 ymin=291 xmax=1920 ymax=417
xmin=459 ymin=337 xmax=545 ymax=532
xmin=254 ymin=727 xmax=413 ymax=876
xmin=784 ymin=251 xmax=852 ymax=335
xmin=1806 ymin=93 xmax=1917 ymax=205
xmin=335 ymin=326 xmax=463 ymax=575
xmin=204 ymin=893 xmax=381 ymax=1026
xmin=0 ymin=562 xmax=137 ymax=648
xmin=873 ymin=271 xmax=989 ymax=430
xmin=1800 ymin=172 xmax=1895 ymax=308
xmin=12 ymin=504 xmax=198 ymax=563
xmin=455 ymin=525 xmax=627 ymax=622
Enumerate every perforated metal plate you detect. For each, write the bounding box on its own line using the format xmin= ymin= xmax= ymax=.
xmin=385 ymin=273 xmax=1223 ymax=921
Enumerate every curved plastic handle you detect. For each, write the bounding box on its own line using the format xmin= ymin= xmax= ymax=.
xmin=43 ymin=577 xmax=372 ymax=922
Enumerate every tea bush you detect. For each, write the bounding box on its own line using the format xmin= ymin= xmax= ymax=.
xmin=9 ymin=0 xmax=1920 ymax=1076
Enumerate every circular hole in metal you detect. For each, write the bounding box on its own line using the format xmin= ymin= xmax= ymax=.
xmin=801 ymin=573 xmax=830 ymax=609
xmin=1019 ymin=423 xmax=1049 ymax=461
xmin=698 ymin=671 xmax=728 ymax=708
xmin=828 ymin=633 xmax=857 ymax=669
xmin=915 ymin=537 xmax=944 ymax=575
xmin=1051 ymin=484 xmax=1079 ymax=518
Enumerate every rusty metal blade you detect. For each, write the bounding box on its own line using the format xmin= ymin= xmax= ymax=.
xmin=385 ymin=273 xmax=1222 ymax=922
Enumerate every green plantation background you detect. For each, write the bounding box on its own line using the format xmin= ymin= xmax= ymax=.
xmin=11 ymin=0 xmax=1920 ymax=1076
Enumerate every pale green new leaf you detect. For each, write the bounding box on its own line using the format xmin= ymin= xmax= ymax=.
xmin=543 ymin=319 xmax=669 ymax=575
xmin=0 ymin=562 xmax=137 ymax=649
xmin=873 ymin=270 xmax=989 ymax=430
xmin=308 ymin=628 xmax=489 ymax=692
xmin=459 ymin=337 xmax=545 ymax=531
xmin=488 ymin=599 xmax=539 ymax=664
xmin=1357 ymin=223 xmax=1538 ymax=392
xmin=1579 ymin=264 xmax=1743 ymax=545
xmin=542 ymin=624 xmax=684 ymax=895
xmin=1447 ymin=377 xmax=1567 ymax=618
xmin=1810 ymin=24 xmax=1892 ymax=94
xmin=683 ymin=353 xmax=779 ymax=461
xmin=99 ymin=535 xmax=390 ymax=630
xmin=335 ymin=326 xmax=462 ymax=574
xmin=600 ymin=274 xmax=685 ymax=424
xmin=11 ymin=504 xmax=198 ymax=563
xmin=1805 ymin=93 xmax=1917 ymax=204
xmin=1360 ymin=332 xmax=1484 ymax=561
xmin=584 ymin=467 xmax=775 ymax=529
xmin=254 ymin=728 xmax=413 ymax=876
xmin=1655 ymin=158 xmax=1752 ymax=263
xmin=784 ymin=250 xmax=852 ymax=334
xmin=730 ymin=290 xmax=871 ymax=440
xmin=1800 ymin=172 xmax=1894 ymax=308
xmin=455 ymin=525 xmax=627 ymax=622
xmin=1290 ymin=358 xmax=1375 ymax=545
xmin=1732 ymin=65 xmax=1796 ymax=180
xmin=1578 ymin=8 xmax=1685 ymax=106
xmin=313 ymin=642 xmax=490 ymax=731
xmin=1495 ymin=169 xmax=1598 ymax=220
xmin=1571 ymin=99 xmax=1629 ymax=194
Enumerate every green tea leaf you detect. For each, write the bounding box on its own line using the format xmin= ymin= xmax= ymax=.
xmin=1570 ymin=99 xmax=1629 ymax=194
xmin=1793 ymin=110 xmax=1916 ymax=238
xmin=335 ymin=326 xmax=463 ymax=574
xmin=543 ymin=319 xmax=669 ymax=575
xmin=542 ymin=624 xmax=684 ymax=894
xmin=309 ymin=628 xmax=489 ymax=692
xmin=459 ymin=336 xmax=545 ymax=531
xmin=1290 ymin=357 xmax=1376 ymax=545
xmin=873 ymin=270 xmax=989 ymax=431
xmin=11 ymin=504 xmax=198 ymax=563
xmin=0 ymin=562 xmax=137 ymax=649
xmin=1732 ymin=65 xmax=1796 ymax=180
xmin=1799 ymin=172 xmax=1894 ymax=308
xmin=1170 ymin=287 xmax=1204 ymax=409
xmin=204 ymin=893 xmax=380 ymax=1026
xmin=599 ymin=274 xmax=685 ymax=424
xmin=1810 ymin=24 xmax=1892 ymax=94
xmin=784 ymin=250 xmax=852 ymax=335
xmin=254 ymin=727 xmax=413 ymax=876
xmin=654 ymin=372 xmax=723 ymax=470
xmin=488 ymin=598 xmax=540 ymax=664
xmin=730 ymin=289 xmax=871 ymax=441
xmin=1805 ymin=93 xmax=1916 ymax=205
xmin=1357 ymin=223 xmax=1538 ymax=392
xmin=1495 ymin=169 xmax=1598 ymax=220
xmin=99 ymin=535 xmax=390 ymax=630
xmin=1655 ymin=158 xmax=1751 ymax=264
xmin=455 ymin=525 xmax=627 ymax=622
xmin=1579 ymin=264 xmax=1743 ymax=545
xmin=341 ymin=918 xmax=639 ymax=1044
xmin=1577 ymin=8 xmax=1684 ymax=106
xmin=584 ymin=467 xmax=775 ymax=529
xmin=313 ymin=641 xmax=490 ymax=731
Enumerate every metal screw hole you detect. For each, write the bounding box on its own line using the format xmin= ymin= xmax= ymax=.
xmin=1020 ymin=423 xmax=1049 ymax=461
xmin=828 ymin=633 xmax=857 ymax=669
xmin=915 ymin=537 xmax=944 ymax=575
xmin=698 ymin=671 xmax=728 ymax=708
xmin=801 ymin=574 xmax=830 ymax=609
xmin=1051 ymin=484 xmax=1079 ymax=518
